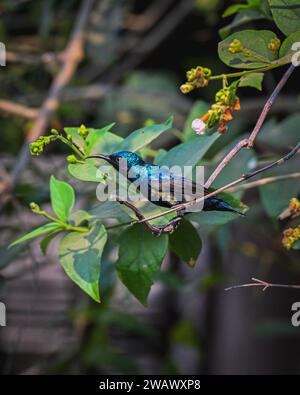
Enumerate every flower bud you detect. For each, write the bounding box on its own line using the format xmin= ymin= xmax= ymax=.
xmin=180 ymin=83 xmax=194 ymax=94
xmin=228 ymin=39 xmax=243 ymax=54
xmin=29 ymin=202 xmax=40 ymax=212
xmin=268 ymin=37 xmax=281 ymax=51
xmin=78 ymin=124 xmax=89 ymax=139
xmin=67 ymin=155 xmax=78 ymax=164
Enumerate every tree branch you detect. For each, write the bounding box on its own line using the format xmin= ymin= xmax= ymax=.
xmin=227 ymin=172 xmax=300 ymax=193
xmin=225 ymin=277 xmax=300 ymax=292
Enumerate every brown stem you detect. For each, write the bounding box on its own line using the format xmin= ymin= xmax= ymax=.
xmin=227 ymin=172 xmax=300 ymax=193
xmin=225 ymin=277 xmax=300 ymax=292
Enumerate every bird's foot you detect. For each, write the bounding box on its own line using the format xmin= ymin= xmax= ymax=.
xmin=151 ymin=216 xmax=182 ymax=237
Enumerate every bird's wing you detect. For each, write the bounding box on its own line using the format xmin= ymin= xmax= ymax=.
xmin=142 ymin=167 xmax=207 ymax=204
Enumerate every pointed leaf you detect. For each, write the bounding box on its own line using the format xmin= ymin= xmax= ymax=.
xmin=157 ymin=133 xmax=220 ymax=168
xmin=58 ymin=223 xmax=107 ymax=302
xmin=68 ymin=161 xmax=106 ymax=183
xmin=218 ymin=30 xmax=279 ymax=69
xmin=50 ymin=176 xmax=75 ymax=221
xmin=116 ymin=225 xmax=168 ymax=305
xmin=239 ymin=72 xmax=264 ymax=90
xmin=117 ymin=116 xmax=173 ymax=152
xmin=9 ymin=222 xmax=61 ymax=248
xmin=169 ymin=220 xmax=202 ymax=267
xmin=85 ymin=123 xmax=115 ymax=155
xmin=269 ymin=0 xmax=300 ymax=36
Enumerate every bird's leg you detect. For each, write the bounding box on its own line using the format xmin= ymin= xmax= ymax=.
xmin=115 ymin=197 xmax=186 ymax=236
xmin=154 ymin=209 xmax=186 ymax=235
xmin=115 ymin=197 xmax=171 ymax=236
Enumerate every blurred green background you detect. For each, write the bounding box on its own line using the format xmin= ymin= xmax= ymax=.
xmin=0 ymin=0 xmax=300 ymax=375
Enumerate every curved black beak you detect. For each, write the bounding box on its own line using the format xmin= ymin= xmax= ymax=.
xmin=87 ymin=154 xmax=111 ymax=163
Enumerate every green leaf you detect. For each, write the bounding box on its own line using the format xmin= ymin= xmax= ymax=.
xmin=68 ymin=161 xmax=106 ymax=183
xmin=279 ymin=30 xmax=300 ymax=60
xmin=50 ymin=176 xmax=75 ymax=221
xmin=85 ymin=123 xmax=115 ymax=155
xmin=188 ymin=191 xmax=246 ymax=227
xmin=69 ymin=210 xmax=92 ymax=226
xmin=169 ymin=220 xmax=202 ymax=267
xmin=89 ymin=201 xmax=131 ymax=221
xmin=209 ymin=134 xmax=257 ymax=199
xmin=269 ymin=0 xmax=300 ymax=36
xmin=63 ymin=127 xmax=86 ymax=151
xmin=239 ymin=72 xmax=264 ymax=90
xmin=219 ymin=10 xmax=265 ymax=40
xmin=223 ymin=3 xmax=256 ymax=18
xmin=9 ymin=222 xmax=61 ymax=248
xmin=257 ymin=114 xmax=300 ymax=149
xmin=58 ymin=223 xmax=107 ymax=303
xmin=157 ymin=133 xmax=220 ymax=168
xmin=117 ymin=116 xmax=173 ymax=152
xmin=218 ymin=30 xmax=279 ymax=68
xmin=259 ymin=157 xmax=300 ymax=217
xmin=183 ymin=101 xmax=209 ymax=142
xmin=90 ymin=132 xmax=123 ymax=154
xmin=116 ymin=225 xmax=168 ymax=305
xmin=40 ymin=231 xmax=61 ymax=255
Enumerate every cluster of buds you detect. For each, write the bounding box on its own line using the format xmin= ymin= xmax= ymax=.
xmin=78 ymin=124 xmax=89 ymax=139
xmin=282 ymin=225 xmax=300 ymax=250
xmin=180 ymin=66 xmax=212 ymax=94
xmin=268 ymin=37 xmax=281 ymax=52
xmin=228 ymin=39 xmax=244 ymax=54
xmin=279 ymin=197 xmax=300 ymax=220
xmin=29 ymin=132 xmax=58 ymax=156
xmin=192 ymin=84 xmax=240 ymax=135
xmin=29 ymin=202 xmax=40 ymax=213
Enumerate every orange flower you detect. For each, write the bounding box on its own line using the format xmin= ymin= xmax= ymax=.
xmin=233 ymin=99 xmax=240 ymax=111
xmin=223 ymin=109 xmax=233 ymax=121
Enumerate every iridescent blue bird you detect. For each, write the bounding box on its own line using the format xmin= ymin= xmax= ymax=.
xmin=87 ymin=151 xmax=244 ymax=220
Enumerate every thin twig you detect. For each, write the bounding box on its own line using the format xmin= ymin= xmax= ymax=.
xmin=9 ymin=0 xmax=95 ymax=187
xmin=225 ymin=277 xmax=300 ymax=291
xmin=115 ymin=197 xmax=179 ymax=235
xmin=136 ymin=141 xmax=300 ymax=225
xmin=205 ymin=64 xmax=296 ymax=188
xmin=227 ymin=172 xmax=300 ymax=193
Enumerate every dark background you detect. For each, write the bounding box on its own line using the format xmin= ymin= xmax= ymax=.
xmin=0 ymin=0 xmax=300 ymax=375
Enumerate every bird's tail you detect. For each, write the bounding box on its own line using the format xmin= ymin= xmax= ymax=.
xmin=204 ymin=198 xmax=245 ymax=216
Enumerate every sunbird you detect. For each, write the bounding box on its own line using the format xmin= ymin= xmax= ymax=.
xmin=87 ymin=151 xmax=244 ymax=217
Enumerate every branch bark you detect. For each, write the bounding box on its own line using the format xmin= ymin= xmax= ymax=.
xmin=225 ymin=277 xmax=300 ymax=292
